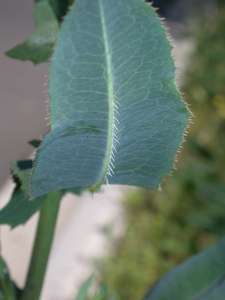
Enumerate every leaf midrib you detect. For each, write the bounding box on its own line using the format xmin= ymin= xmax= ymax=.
xmin=97 ymin=0 xmax=116 ymax=185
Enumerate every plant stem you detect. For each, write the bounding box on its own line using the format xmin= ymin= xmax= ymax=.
xmin=20 ymin=191 xmax=62 ymax=300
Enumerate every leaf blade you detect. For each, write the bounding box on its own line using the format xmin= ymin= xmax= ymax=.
xmin=195 ymin=275 xmax=225 ymax=300
xmin=32 ymin=0 xmax=188 ymax=196
xmin=144 ymin=239 xmax=225 ymax=300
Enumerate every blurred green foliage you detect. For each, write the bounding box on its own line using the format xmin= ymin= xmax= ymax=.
xmin=75 ymin=276 xmax=117 ymax=300
xmin=99 ymin=6 xmax=225 ymax=300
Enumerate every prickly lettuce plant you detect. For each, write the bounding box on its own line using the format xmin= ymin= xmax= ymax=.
xmin=0 ymin=0 xmax=204 ymax=299
xmin=31 ymin=0 xmax=188 ymax=198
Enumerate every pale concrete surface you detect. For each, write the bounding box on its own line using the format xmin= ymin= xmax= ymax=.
xmin=173 ymin=37 xmax=193 ymax=84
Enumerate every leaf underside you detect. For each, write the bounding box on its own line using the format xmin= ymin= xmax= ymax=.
xmin=32 ymin=0 xmax=188 ymax=197
xmin=144 ymin=239 xmax=225 ymax=300
xmin=195 ymin=275 xmax=225 ymax=300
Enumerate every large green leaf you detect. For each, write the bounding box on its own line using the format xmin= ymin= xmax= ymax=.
xmin=6 ymin=1 xmax=59 ymax=64
xmin=31 ymin=0 xmax=188 ymax=197
xmin=195 ymin=275 xmax=225 ymax=300
xmin=144 ymin=238 xmax=225 ymax=300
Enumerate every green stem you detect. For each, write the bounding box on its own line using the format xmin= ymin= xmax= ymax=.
xmin=20 ymin=191 xmax=62 ymax=300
